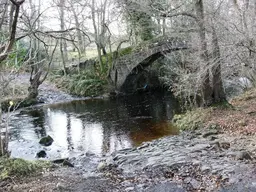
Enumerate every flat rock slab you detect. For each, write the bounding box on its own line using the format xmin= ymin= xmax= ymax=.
xmin=100 ymin=131 xmax=256 ymax=191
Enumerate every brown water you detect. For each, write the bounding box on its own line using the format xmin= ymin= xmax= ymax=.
xmin=8 ymin=92 xmax=180 ymax=160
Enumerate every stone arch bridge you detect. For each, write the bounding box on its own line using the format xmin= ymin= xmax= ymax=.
xmin=109 ymin=36 xmax=188 ymax=93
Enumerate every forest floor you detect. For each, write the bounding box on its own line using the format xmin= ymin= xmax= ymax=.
xmin=1 ymin=73 xmax=256 ymax=191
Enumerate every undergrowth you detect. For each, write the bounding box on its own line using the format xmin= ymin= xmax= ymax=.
xmin=50 ymin=48 xmax=136 ymax=97
xmin=0 ymin=157 xmax=51 ymax=179
xmin=51 ymin=71 xmax=108 ymax=97
xmin=172 ymin=108 xmax=212 ymax=130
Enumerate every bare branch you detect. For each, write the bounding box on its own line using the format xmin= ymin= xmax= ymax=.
xmin=40 ymin=40 xmax=58 ymax=83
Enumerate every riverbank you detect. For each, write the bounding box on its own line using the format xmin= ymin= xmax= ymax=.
xmin=98 ymin=88 xmax=256 ymax=191
xmin=2 ymin=129 xmax=256 ymax=191
xmin=2 ymin=73 xmax=75 ymax=104
xmin=1 ymin=73 xmax=256 ymax=191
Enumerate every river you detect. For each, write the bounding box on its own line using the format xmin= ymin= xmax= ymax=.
xmin=7 ymin=91 xmax=180 ymax=160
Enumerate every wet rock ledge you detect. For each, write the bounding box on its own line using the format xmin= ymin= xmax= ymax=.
xmin=99 ymin=129 xmax=256 ymax=191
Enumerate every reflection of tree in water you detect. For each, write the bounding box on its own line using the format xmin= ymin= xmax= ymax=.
xmin=113 ymin=104 xmax=131 ymax=150
xmin=44 ymin=92 xmax=180 ymax=154
xmin=66 ymin=113 xmax=74 ymax=150
xmin=27 ymin=109 xmax=47 ymax=138
xmin=101 ymin=102 xmax=132 ymax=155
xmin=101 ymin=123 xmax=129 ymax=155
xmin=123 ymin=93 xmax=160 ymax=119
xmin=7 ymin=119 xmax=22 ymax=141
xmin=123 ymin=91 xmax=180 ymax=121
xmin=102 ymin=124 xmax=111 ymax=155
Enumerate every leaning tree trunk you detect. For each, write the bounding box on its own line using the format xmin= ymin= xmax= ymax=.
xmin=28 ymin=70 xmax=42 ymax=99
xmin=211 ymin=26 xmax=226 ymax=103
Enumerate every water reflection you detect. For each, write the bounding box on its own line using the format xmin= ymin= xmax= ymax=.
xmin=8 ymin=92 xmax=180 ymax=159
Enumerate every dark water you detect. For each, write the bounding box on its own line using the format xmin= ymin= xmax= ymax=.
xmin=8 ymin=92 xmax=180 ymax=160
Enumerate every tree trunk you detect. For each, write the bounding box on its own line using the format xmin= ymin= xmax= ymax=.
xmin=0 ymin=100 xmax=3 ymax=156
xmin=71 ymin=5 xmax=84 ymax=54
xmin=28 ymin=74 xmax=41 ymax=99
xmin=162 ymin=17 xmax=166 ymax=35
xmin=211 ymin=26 xmax=226 ymax=103
xmin=60 ymin=40 xmax=67 ymax=75
xmin=8 ymin=3 xmax=15 ymax=33
xmin=27 ymin=84 xmax=39 ymax=101
xmin=0 ymin=0 xmax=25 ymax=63
xmin=96 ymin=43 xmax=104 ymax=71
xmin=59 ymin=0 xmax=68 ymax=75
xmin=92 ymin=0 xmax=104 ymax=72
xmin=28 ymin=39 xmax=58 ymax=100
xmin=195 ymin=0 xmax=212 ymax=106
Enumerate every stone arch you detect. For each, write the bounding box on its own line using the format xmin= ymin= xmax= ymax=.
xmin=120 ymin=52 xmax=164 ymax=93
xmin=110 ymin=38 xmax=188 ymax=92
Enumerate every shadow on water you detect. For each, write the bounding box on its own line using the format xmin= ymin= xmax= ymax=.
xmin=8 ymin=91 xmax=180 ymax=160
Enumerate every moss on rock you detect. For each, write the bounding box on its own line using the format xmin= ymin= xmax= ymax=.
xmin=39 ymin=135 xmax=54 ymax=146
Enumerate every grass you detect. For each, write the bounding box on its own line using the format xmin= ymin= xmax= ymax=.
xmin=172 ymin=108 xmax=212 ymax=131
xmin=112 ymin=46 xmax=133 ymax=58
xmin=51 ymin=70 xmax=108 ymax=97
xmin=0 ymin=157 xmax=51 ymax=179
xmin=231 ymin=88 xmax=256 ymax=103
xmin=173 ymin=88 xmax=256 ymax=135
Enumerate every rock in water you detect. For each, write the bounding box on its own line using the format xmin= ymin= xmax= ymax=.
xmin=36 ymin=150 xmax=47 ymax=158
xmin=39 ymin=135 xmax=54 ymax=146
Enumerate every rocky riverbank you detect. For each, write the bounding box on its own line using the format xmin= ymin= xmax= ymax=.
xmin=1 ymin=73 xmax=256 ymax=191
xmin=3 ymin=127 xmax=256 ymax=192
xmin=98 ymin=128 xmax=256 ymax=191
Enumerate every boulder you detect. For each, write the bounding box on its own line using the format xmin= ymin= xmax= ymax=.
xmin=39 ymin=135 xmax=54 ymax=146
xmin=36 ymin=150 xmax=47 ymax=158
xmin=52 ymin=158 xmax=74 ymax=167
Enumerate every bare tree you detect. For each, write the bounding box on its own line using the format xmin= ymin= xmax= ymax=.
xmin=69 ymin=1 xmax=85 ymax=54
xmin=0 ymin=0 xmax=25 ymax=63
xmin=28 ymin=39 xmax=58 ymax=99
xmin=54 ymin=0 xmax=68 ymax=75
xmin=0 ymin=0 xmax=25 ymax=156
